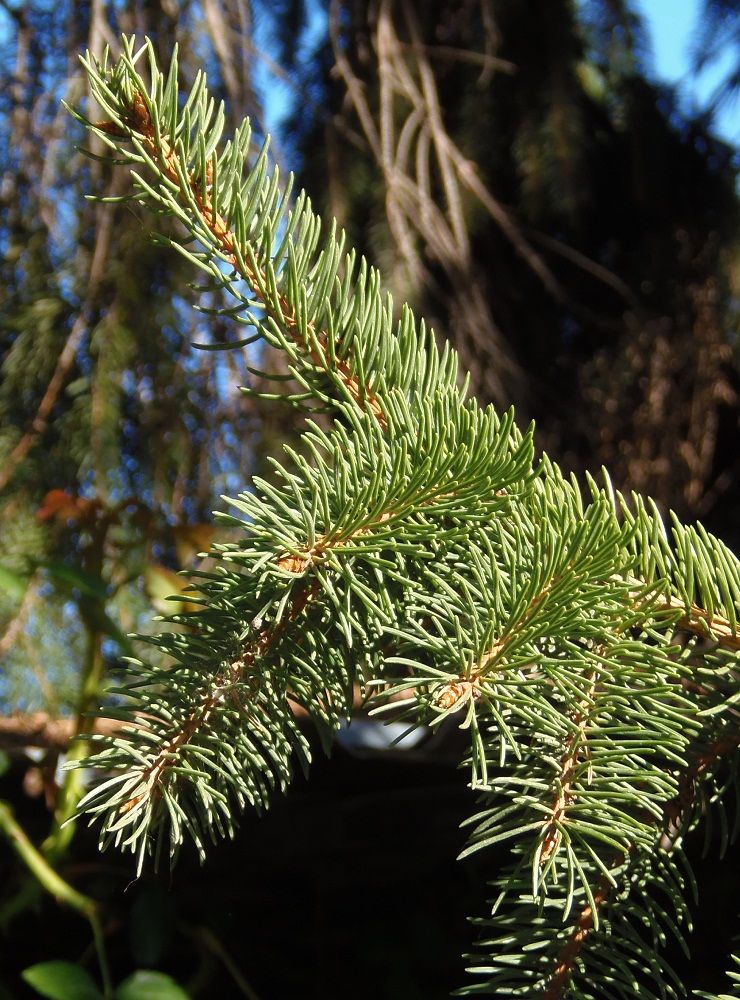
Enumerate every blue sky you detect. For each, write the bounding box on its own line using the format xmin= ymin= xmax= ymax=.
xmin=640 ymin=0 xmax=739 ymax=140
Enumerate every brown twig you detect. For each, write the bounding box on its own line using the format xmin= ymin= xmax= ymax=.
xmin=543 ymin=687 xmax=740 ymax=996
xmin=540 ymin=670 xmax=598 ymax=864
xmin=275 ymin=511 xmax=392 ymax=573
xmin=118 ymin=579 xmax=320 ymax=815
xmin=674 ymin=605 xmax=740 ymax=650
xmin=542 ymin=875 xmax=614 ymax=1000
xmin=626 ymin=577 xmax=738 ymax=652
xmin=662 ymin=730 xmax=740 ymax=847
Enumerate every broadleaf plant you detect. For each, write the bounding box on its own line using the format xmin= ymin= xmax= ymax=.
xmin=65 ymin=37 xmax=740 ymax=998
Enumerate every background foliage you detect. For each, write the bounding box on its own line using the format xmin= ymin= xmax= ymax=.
xmin=0 ymin=2 xmax=738 ymax=998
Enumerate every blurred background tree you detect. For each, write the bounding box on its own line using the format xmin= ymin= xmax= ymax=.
xmin=0 ymin=2 xmax=737 ymax=997
xmin=284 ymin=0 xmax=739 ymax=532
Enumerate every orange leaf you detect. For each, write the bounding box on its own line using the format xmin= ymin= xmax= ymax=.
xmin=37 ymin=490 xmax=81 ymax=522
xmin=37 ymin=490 xmax=103 ymax=524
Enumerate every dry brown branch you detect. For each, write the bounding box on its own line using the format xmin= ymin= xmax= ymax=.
xmin=330 ymin=0 xmax=580 ymax=403
xmin=0 ymin=682 xmax=419 ymax=754
xmin=201 ymin=0 xmax=264 ymax=139
xmin=399 ymin=42 xmax=516 ymax=75
xmin=0 ymin=180 xmax=122 ymax=494
xmin=329 ymin=0 xmax=383 ymax=161
xmin=0 ymin=713 xmax=124 ymax=751
xmin=0 ymin=577 xmax=38 ymax=661
xmin=329 ymin=0 xmax=654 ymax=407
xmin=528 ymin=227 xmax=641 ymax=313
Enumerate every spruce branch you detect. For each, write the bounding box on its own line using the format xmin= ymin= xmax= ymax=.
xmin=63 ymin=36 xmax=740 ymax=998
xmin=120 ymin=88 xmax=388 ymax=428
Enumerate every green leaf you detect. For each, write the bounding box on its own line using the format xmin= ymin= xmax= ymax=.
xmin=0 ymin=564 xmax=27 ymax=601
xmin=115 ymin=971 xmax=190 ymax=1000
xmin=40 ymin=562 xmax=108 ymax=600
xmin=21 ymin=962 xmax=102 ymax=1000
